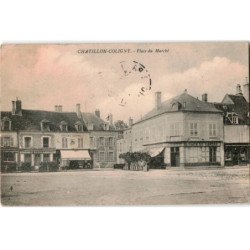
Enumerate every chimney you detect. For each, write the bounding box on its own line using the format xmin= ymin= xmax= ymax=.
xmin=54 ymin=105 xmax=58 ymax=111
xmin=202 ymin=93 xmax=208 ymax=102
xmin=12 ymin=101 xmax=16 ymax=115
xmin=243 ymin=83 xmax=249 ymax=102
xmin=15 ymin=98 xmax=22 ymax=116
xmin=236 ymin=84 xmax=243 ymax=95
xmin=95 ymin=109 xmax=100 ymax=118
xmin=58 ymin=105 xmax=63 ymax=112
xmin=128 ymin=117 xmax=133 ymax=127
xmin=76 ymin=103 xmax=81 ymax=118
xmin=155 ymin=91 xmax=162 ymax=109
xmin=109 ymin=113 xmax=113 ymax=125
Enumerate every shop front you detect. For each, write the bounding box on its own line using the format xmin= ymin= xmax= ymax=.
xmin=0 ymin=148 xmax=18 ymax=172
xmin=60 ymin=149 xmax=92 ymax=169
xmin=224 ymin=144 xmax=249 ymax=166
xmin=147 ymin=147 xmax=165 ymax=169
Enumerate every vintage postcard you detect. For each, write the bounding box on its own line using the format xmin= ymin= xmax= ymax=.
xmin=1 ymin=42 xmax=249 ymax=206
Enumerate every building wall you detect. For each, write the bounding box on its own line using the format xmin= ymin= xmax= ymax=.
xmin=0 ymin=131 xmax=19 ymax=166
xmin=54 ymin=132 xmax=90 ymax=149
xmin=132 ymin=112 xmax=223 ymax=148
xmin=183 ymin=112 xmax=224 ymax=141
xmin=19 ymin=131 xmax=56 ymax=149
xmin=224 ymin=125 xmax=249 ymax=143
xmin=130 ymin=111 xmax=224 ymax=167
xmin=18 ymin=131 xmax=56 ymax=166
xmin=89 ymin=130 xmax=119 ymax=168
xmin=132 ymin=112 xmax=185 ymax=151
xmin=0 ymin=131 xmax=18 ymax=147
xmin=117 ymin=128 xmax=132 ymax=163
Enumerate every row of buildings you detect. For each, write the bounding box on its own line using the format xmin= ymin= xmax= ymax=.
xmin=1 ymin=101 xmax=121 ymax=170
xmin=1 ymin=82 xmax=249 ymax=170
xmin=117 ymin=83 xmax=249 ymax=167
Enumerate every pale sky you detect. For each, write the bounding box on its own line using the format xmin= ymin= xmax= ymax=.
xmin=1 ymin=42 xmax=248 ymax=122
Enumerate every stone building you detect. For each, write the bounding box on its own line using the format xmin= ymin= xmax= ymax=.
xmin=82 ymin=109 xmax=120 ymax=168
xmin=1 ymin=100 xmax=91 ymax=170
xmin=117 ymin=118 xmax=133 ymax=164
xmin=130 ymin=90 xmax=224 ymax=167
xmin=0 ymin=116 xmax=19 ymax=171
xmin=214 ymin=83 xmax=250 ymax=166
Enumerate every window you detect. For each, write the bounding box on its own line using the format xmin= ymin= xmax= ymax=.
xmin=42 ymin=137 xmax=49 ymax=148
xmin=53 ymin=153 xmax=57 ymax=162
xmin=41 ymin=120 xmax=50 ymax=131
xmin=108 ymin=151 xmax=114 ymax=162
xmin=78 ymin=138 xmax=83 ymax=148
xmin=2 ymin=120 xmax=11 ymax=130
xmin=24 ymin=154 xmax=31 ymax=163
xmin=170 ymin=123 xmax=179 ymax=136
xmin=108 ymin=137 xmax=114 ymax=146
xmin=43 ymin=154 xmax=50 ymax=162
xmin=1 ymin=136 xmax=14 ymax=147
xmin=61 ymin=124 xmax=67 ymax=132
xmin=60 ymin=121 xmax=68 ymax=132
xmin=99 ymin=151 xmax=105 ymax=161
xmin=209 ymin=147 xmax=217 ymax=163
xmin=24 ymin=137 xmax=32 ymax=148
xmin=3 ymin=152 xmax=15 ymax=162
xmin=232 ymin=116 xmax=238 ymax=124
xmin=190 ymin=123 xmax=198 ymax=136
xmin=76 ymin=124 xmax=83 ymax=131
xmin=227 ymin=112 xmax=239 ymax=124
xmin=90 ymin=137 xmax=95 ymax=147
xmin=62 ymin=137 xmax=68 ymax=148
xmin=99 ymin=137 xmax=104 ymax=146
xmin=209 ymin=124 xmax=216 ymax=137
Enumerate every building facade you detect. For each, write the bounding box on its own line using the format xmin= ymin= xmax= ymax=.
xmin=129 ymin=91 xmax=224 ymax=167
xmin=215 ymin=83 xmax=250 ymax=166
xmin=82 ymin=110 xmax=120 ymax=168
xmin=1 ymin=100 xmax=91 ymax=171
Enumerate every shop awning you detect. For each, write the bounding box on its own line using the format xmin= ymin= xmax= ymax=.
xmin=147 ymin=147 xmax=165 ymax=157
xmin=60 ymin=150 xmax=91 ymax=160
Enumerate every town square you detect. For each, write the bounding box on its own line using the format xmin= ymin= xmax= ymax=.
xmin=1 ymin=42 xmax=249 ymax=205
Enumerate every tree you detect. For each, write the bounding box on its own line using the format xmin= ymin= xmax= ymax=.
xmin=114 ymin=120 xmax=128 ymax=130
xmin=119 ymin=151 xmax=151 ymax=166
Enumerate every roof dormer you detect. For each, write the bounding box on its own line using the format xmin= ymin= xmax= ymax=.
xmin=171 ymin=101 xmax=182 ymax=111
xmin=227 ymin=112 xmax=239 ymax=124
xmin=103 ymin=123 xmax=109 ymax=131
xmin=60 ymin=121 xmax=68 ymax=132
xmin=1 ymin=117 xmax=12 ymax=131
xmin=75 ymin=121 xmax=84 ymax=132
xmin=40 ymin=119 xmax=51 ymax=132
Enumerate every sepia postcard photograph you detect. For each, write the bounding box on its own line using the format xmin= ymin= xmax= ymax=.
xmin=1 ymin=42 xmax=249 ymax=206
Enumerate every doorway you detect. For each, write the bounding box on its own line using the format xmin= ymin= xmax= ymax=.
xmin=34 ymin=154 xmax=41 ymax=165
xmin=209 ymin=147 xmax=217 ymax=164
xmin=171 ymin=147 xmax=180 ymax=167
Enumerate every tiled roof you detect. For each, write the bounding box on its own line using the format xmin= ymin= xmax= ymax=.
xmin=136 ymin=92 xmax=221 ymax=123
xmin=216 ymin=94 xmax=250 ymax=125
xmin=0 ymin=110 xmax=87 ymax=132
xmin=81 ymin=112 xmax=116 ymax=131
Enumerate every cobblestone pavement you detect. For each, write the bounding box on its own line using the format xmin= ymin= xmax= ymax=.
xmin=1 ymin=166 xmax=249 ymax=206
